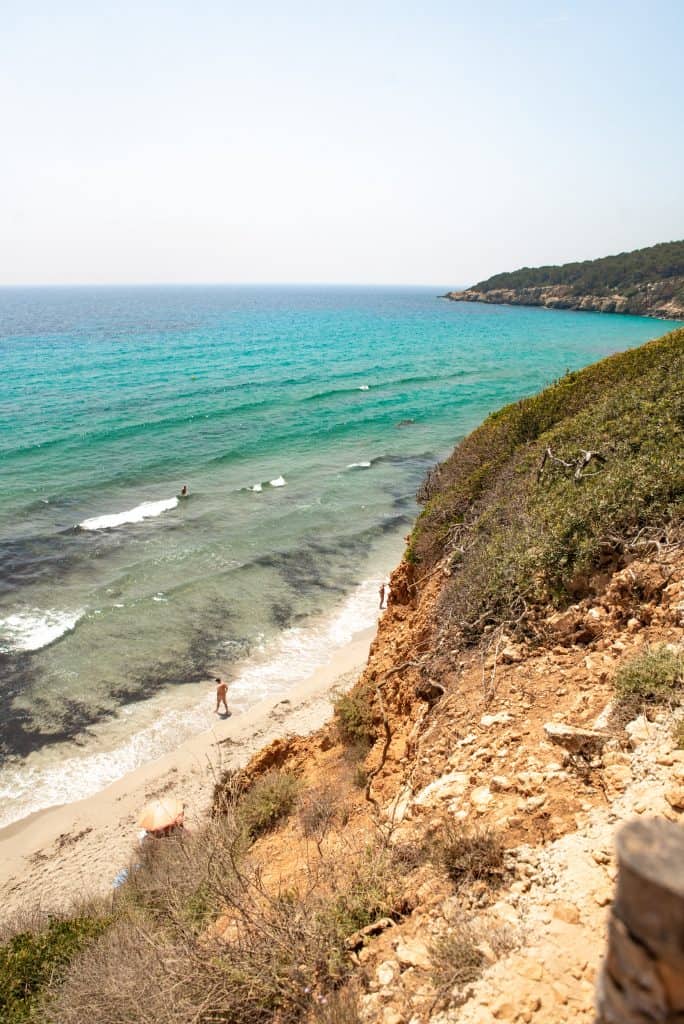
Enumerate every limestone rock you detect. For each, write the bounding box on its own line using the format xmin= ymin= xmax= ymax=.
xmin=375 ymin=960 xmax=399 ymax=987
xmin=665 ymin=785 xmax=684 ymax=810
xmin=470 ymin=786 xmax=493 ymax=811
xmin=394 ymin=937 xmax=431 ymax=970
xmin=480 ymin=711 xmax=513 ymax=727
xmin=543 ymin=721 xmax=607 ymax=757
xmin=412 ymin=771 xmax=469 ymax=808
xmin=625 ymin=715 xmax=653 ymax=748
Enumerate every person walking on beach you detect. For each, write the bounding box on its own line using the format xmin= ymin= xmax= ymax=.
xmin=379 ymin=583 xmax=387 ymax=609
xmin=215 ymin=677 xmax=228 ymax=715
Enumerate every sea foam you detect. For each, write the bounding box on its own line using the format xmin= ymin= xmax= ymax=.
xmin=0 ymin=608 xmax=84 ymax=653
xmin=346 ymin=461 xmax=372 ymax=469
xmin=269 ymin=476 xmax=286 ymax=487
xmin=0 ymin=576 xmax=383 ymax=828
xmin=79 ymin=496 xmax=178 ymax=531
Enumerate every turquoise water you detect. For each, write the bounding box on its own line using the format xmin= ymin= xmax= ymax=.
xmin=0 ymin=285 xmax=675 ymax=825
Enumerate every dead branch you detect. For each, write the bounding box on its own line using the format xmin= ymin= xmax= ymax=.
xmin=537 ymin=445 xmax=607 ymax=484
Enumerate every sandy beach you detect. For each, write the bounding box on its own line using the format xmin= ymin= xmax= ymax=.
xmin=0 ymin=626 xmax=374 ymax=922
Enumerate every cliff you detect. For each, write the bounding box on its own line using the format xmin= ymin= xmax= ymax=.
xmin=444 ymin=240 xmax=684 ymax=320
xmin=6 ymin=328 xmax=684 ymax=1024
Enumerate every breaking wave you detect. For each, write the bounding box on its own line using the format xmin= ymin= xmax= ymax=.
xmin=79 ymin=497 xmax=179 ymax=531
xmin=0 ymin=608 xmax=84 ymax=653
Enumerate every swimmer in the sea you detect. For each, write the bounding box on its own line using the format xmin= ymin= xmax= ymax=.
xmin=180 ymin=485 xmax=188 ymax=497
xmin=215 ymin=677 xmax=228 ymax=715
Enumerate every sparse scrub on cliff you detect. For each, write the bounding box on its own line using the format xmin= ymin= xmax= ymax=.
xmin=437 ymin=823 xmax=506 ymax=889
xmin=613 ymin=644 xmax=684 ymax=722
xmin=412 ymin=329 xmax=684 ymax=642
xmin=237 ymin=769 xmax=300 ymax=839
xmin=299 ymin=785 xmax=340 ymax=843
xmin=47 ymin=842 xmax=402 ymax=1024
xmin=118 ymin=815 xmax=245 ymax=930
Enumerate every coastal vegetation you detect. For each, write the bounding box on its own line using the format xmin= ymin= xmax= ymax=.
xmin=445 ymin=240 xmax=684 ymax=318
xmin=472 ymin=240 xmax=684 ymax=294
xmin=412 ymin=326 xmax=684 ymax=643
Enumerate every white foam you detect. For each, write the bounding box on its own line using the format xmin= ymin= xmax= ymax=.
xmin=79 ymin=496 xmax=178 ymax=531
xmin=0 ymin=576 xmax=383 ymax=828
xmin=0 ymin=609 xmax=84 ymax=653
xmin=347 ymin=461 xmax=372 ymax=469
xmin=358 ymin=384 xmax=370 ymax=391
xmin=250 ymin=483 xmax=263 ymax=493
xmin=269 ymin=476 xmax=286 ymax=487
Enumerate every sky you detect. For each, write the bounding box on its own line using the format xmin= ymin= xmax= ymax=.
xmin=1 ymin=0 xmax=683 ymax=286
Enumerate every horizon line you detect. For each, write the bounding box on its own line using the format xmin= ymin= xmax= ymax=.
xmin=0 ymin=280 xmax=459 ymax=291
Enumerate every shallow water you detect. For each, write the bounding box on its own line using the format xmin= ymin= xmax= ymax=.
xmin=0 ymin=285 xmax=675 ymax=825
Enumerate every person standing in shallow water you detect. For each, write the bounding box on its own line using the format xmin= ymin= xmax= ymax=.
xmin=379 ymin=583 xmax=386 ymax=609
xmin=215 ymin=677 xmax=228 ymax=715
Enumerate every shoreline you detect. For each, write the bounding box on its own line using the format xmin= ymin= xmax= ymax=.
xmin=0 ymin=624 xmax=375 ymax=921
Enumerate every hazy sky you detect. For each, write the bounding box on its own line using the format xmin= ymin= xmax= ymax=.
xmin=2 ymin=1 xmax=683 ymax=286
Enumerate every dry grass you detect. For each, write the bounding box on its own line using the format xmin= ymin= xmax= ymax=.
xmin=430 ymin=918 xmax=517 ymax=1007
xmin=299 ymin=786 xmax=340 ymax=843
xmin=671 ymin=717 xmax=684 ymax=749
xmin=437 ymin=823 xmax=506 ymax=889
xmin=45 ymin=825 xmax=403 ymax=1024
xmin=612 ymin=644 xmax=684 ymax=724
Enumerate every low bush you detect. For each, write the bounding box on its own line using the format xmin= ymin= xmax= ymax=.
xmin=672 ymin=718 xmax=684 ymax=749
xmin=333 ymin=687 xmax=375 ymax=746
xmin=237 ymin=769 xmax=300 ymax=839
xmin=613 ymin=645 xmax=684 ymax=721
xmin=0 ymin=910 xmax=109 ymax=1023
xmin=437 ymin=823 xmax=506 ymax=888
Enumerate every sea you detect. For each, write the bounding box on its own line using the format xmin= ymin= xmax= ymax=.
xmin=0 ymin=285 xmax=676 ymax=828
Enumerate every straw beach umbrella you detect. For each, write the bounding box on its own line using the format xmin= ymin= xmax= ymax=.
xmin=137 ymin=797 xmax=184 ymax=832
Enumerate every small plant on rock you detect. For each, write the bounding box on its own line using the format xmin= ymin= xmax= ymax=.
xmin=613 ymin=644 xmax=684 ymax=721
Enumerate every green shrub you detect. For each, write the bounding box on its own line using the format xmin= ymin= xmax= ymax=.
xmin=0 ymin=913 xmax=109 ymax=1023
xmin=614 ymin=645 xmax=684 ymax=719
xmin=237 ymin=770 xmax=300 ymax=839
xmin=333 ymin=687 xmax=374 ymax=745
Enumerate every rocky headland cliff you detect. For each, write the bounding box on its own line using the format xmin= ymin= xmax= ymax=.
xmin=444 ymin=240 xmax=684 ymax=320
xmin=5 ymin=327 xmax=684 ymax=1024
